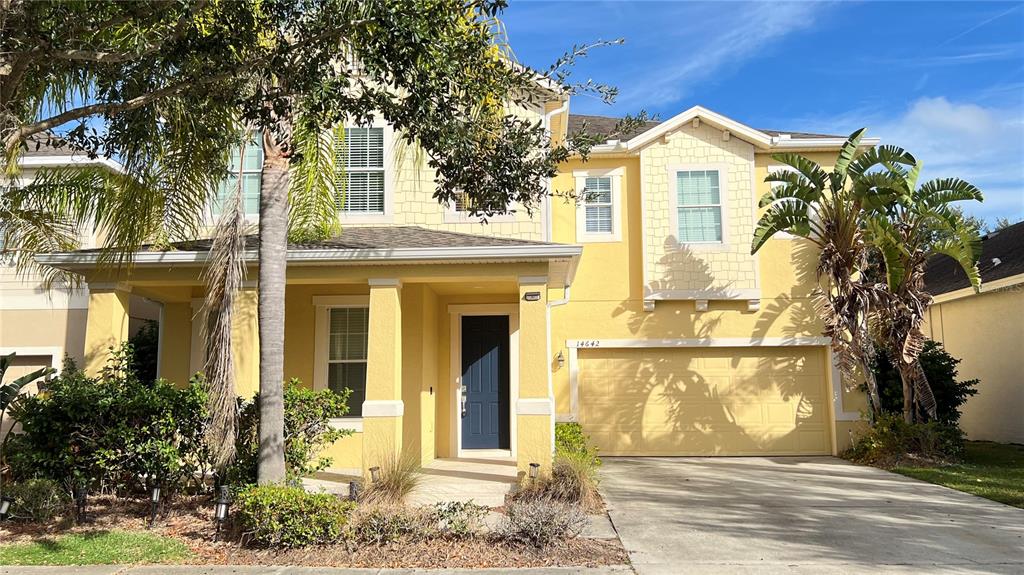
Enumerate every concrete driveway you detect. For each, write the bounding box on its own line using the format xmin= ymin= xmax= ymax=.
xmin=600 ymin=457 xmax=1024 ymax=574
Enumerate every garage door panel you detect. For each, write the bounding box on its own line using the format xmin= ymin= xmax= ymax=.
xmin=578 ymin=346 xmax=830 ymax=456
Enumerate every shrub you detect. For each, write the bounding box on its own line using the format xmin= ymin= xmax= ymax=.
xmin=5 ymin=478 xmax=71 ymax=522
xmin=226 ymin=380 xmax=352 ymax=485
xmin=432 ymin=500 xmax=489 ymax=538
xmin=5 ymin=348 xmax=211 ymax=495
xmin=497 ymin=498 xmax=588 ymax=548
xmin=358 ymin=451 xmax=421 ymax=504
xmin=348 ymin=501 xmax=434 ymax=545
xmin=513 ymin=423 xmax=602 ymax=511
xmin=555 ymin=422 xmax=600 ymax=467
xmin=234 ymin=484 xmax=354 ymax=548
xmin=872 ymin=340 xmax=979 ymax=425
xmin=844 ymin=412 xmax=965 ymax=466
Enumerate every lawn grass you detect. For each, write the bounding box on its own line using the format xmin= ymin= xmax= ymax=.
xmin=894 ymin=441 xmax=1024 ymax=508
xmin=0 ymin=529 xmax=191 ymax=565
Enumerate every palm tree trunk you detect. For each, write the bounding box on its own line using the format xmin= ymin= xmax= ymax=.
xmin=256 ymin=129 xmax=289 ymax=484
xmin=900 ymin=362 xmax=914 ymax=424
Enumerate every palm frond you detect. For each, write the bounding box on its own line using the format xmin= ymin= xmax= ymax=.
xmin=288 ymin=121 xmax=341 ymax=242
xmin=848 ymin=144 xmax=916 ymax=179
xmin=769 ymin=153 xmax=828 ymax=191
xmin=832 ymin=128 xmax=867 ymax=178
xmin=915 ymin=178 xmax=983 ymax=210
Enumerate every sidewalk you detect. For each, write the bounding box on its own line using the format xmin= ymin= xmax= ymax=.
xmin=1 ymin=566 xmax=634 ymax=575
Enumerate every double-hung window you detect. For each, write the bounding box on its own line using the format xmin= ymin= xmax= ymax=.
xmin=675 ymin=170 xmax=723 ymax=243
xmin=336 ymin=127 xmax=385 ymax=214
xmin=327 ymin=307 xmax=369 ymax=417
xmin=583 ymin=177 xmax=614 ymax=234
xmin=213 ymin=141 xmax=262 ymax=216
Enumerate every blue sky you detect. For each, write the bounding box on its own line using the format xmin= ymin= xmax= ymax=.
xmin=503 ymin=1 xmax=1024 ymax=225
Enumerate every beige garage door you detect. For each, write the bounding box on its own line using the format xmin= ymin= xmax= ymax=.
xmin=578 ymin=346 xmax=830 ymax=456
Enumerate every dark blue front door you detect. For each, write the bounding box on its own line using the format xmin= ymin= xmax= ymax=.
xmin=461 ymin=315 xmax=510 ymax=449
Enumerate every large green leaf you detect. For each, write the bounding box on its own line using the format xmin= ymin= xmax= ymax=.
xmin=915 ymin=178 xmax=983 ymax=209
xmin=833 ymin=128 xmax=866 ymax=178
xmin=751 ymin=201 xmax=813 ymax=254
xmin=770 ymin=153 xmax=828 ymax=191
xmin=848 ymin=145 xmax=916 ymax=179
xmin=0 ymin=354 xmax=55 ymax=411
xmin=867 ymin=218 xmax=907 ymax=290
xmin=931 ymin=225 xmax=983 ymax=292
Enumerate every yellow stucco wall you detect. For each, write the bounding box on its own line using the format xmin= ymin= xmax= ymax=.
xmin=924 ymin=286 xmax=1024 ymax=443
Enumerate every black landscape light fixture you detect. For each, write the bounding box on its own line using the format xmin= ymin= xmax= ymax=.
xmin=73 ymin=480 xmax=87 ymax=523
xmin=213 ymin=485 xmax=230 ymax=541
xmin=348 ymin=480 xmax=360 ymax=502
xmin=529 ymin=462 xmax=540 ymax=484
xmin=148 ymin=485 xmax=161 ymax=528
xmin=0 ymin=494 xmax=12 ymax=520
xmin=369 ymin=466 xmax=381 ymax=483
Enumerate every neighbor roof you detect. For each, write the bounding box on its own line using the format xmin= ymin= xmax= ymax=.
xmin=925 ymin=221 xmax=1024 ymax=296
xmin=567 ymin=113 xmax=843 ymax=143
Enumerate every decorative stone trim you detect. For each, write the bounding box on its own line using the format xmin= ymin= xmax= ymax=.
xmin=361 ymin=400 xmax=404 ymax=417
xmin=516 ymin=398 xmax=553 ymax=415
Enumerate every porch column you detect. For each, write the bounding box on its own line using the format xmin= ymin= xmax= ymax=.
xmin=159 ymin=301 xmax=193 ymax=387
xmin=516 ymin=276 xmax=554 ymax=474
xmin=363 ymin=279 xmax=403 ymax=473
xmin=83 ymin=282 xmax=131 ymax=376
xmin=231 ymin=285 xmax=260 ymax=399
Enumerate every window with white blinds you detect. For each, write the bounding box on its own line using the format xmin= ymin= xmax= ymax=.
xmin=327 ymin=307 xmax=369 ymax=416
xmin=213 ymin=141 xmax=263 ymax=215
xmin=336 ymin=127 xmax=385 ymax=213
xmin=583 ymin=176 xmax=614 ymax=234
xmin=676 ymin=170 xmax=723 ymax=243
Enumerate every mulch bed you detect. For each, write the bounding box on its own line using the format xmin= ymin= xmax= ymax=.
xmin=0 ymin=495 xmax=627 ymax=568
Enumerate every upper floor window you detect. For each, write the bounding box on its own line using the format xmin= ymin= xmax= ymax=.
xmin=327 ymin=306 xmax=369 ymax=417
xmin=573 ymin=168 xmax=622 ymax=243
xmin=676 ymin=170 xmax=722 ymax=243
xmin=336 ymin=127 xmax=385 ymax=214
xmin=213 ymin=141 xmax=262 ymax=216
xmin=582 ymin=177 xmax=613 ymax=234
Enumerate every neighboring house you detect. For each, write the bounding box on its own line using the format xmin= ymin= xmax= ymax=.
xmin=29 ymin=101 xmax=874 ymax=475
xmin=0 ymin=137 xmax=161 ymax=386
xmin=923 ymin=221 xmax=1024 ymax=444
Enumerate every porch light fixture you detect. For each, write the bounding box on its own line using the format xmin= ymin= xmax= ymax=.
xmin=523 ymin=291 xmax=541 ymax=302
xmin=556 ymin=351 xmax=565 ymax=369
xmin=214 ymin=485 xmax=230 ymax=541
xmin=528 ymin=462 xmax=540 ymax=484
xmin=148 ymin=485 xmax=161 ymax=528
xmin=369 ymin=466 xmax=381 ymax=483
xmin=0 ymin=495 xmax=12 ymax=520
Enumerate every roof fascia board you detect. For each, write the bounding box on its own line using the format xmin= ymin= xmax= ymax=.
xmin=36 ymin=244 xmax=584 ymax=269
xmin=932 ymin=272 xmax=1024 ymax=304
xmin=625 ymin=106 xmax=774 ymax=150
xmin=18 ymin=155 xmax=125 ymax=173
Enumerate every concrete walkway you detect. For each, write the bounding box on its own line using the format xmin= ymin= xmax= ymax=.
xmin=600 ymin=456 xmax=1024 ymax=575
xmin=0 ymin=567 xmax=632 ymax=575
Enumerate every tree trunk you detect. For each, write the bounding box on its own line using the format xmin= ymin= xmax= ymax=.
xmin=899 ymin=361 xmax=914 ymax=424
xmin=256 ymin=129 xmax=289 ymax=484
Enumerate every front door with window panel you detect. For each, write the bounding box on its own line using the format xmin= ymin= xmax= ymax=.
xmin=460 ymin=316 xmax=510 ymax=449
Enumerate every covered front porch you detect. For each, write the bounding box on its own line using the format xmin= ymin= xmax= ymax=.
xmin=39 ymin=227 xmax=581 ymax=477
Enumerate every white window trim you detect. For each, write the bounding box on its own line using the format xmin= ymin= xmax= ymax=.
xmin=313 ymin=295 xmax=371 ymax=429
xmin=337 ymin=118 xmax=394 ymax=224
xmin=573 ymin=168 xmax=623 ymax=243
xmin=667 ymin=164 xmax=729 ymax=248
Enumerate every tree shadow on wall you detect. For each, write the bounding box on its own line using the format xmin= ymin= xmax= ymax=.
xmin=588 ymin=237 xmax=830 ymax=455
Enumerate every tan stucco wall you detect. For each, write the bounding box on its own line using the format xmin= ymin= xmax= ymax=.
xmin=924 ymin=287 xmax=1024 ymax=443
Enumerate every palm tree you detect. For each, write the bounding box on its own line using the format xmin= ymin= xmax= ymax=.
xmin=751 ymin=130 xmax=909 ymax=420
xmin=857 ymin=159 xmax=983 ymax=423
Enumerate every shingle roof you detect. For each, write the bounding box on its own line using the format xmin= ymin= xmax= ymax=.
xmin=925 ymin=220 xmax=1024 ymax=296
xmin=21 ymin=134 xmax=82 ymax=157
xmin=566 ymin=114 xmax=842 ymax=142
xmin=146 ymin=226 xmax=558 ymax=253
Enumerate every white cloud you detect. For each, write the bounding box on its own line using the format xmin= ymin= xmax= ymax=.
xmin=871 ymin=97 xmax=1024 ymax=223
xmin=613 ymin=2 xmax=825 ymax=108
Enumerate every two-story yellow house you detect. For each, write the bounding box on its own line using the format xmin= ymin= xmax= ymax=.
xmin=33 ymin=100 xmax=872 ymax=475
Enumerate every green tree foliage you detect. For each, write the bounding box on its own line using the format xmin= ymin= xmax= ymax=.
xmin=128 ymin=320 xmax=160 ymax=384
xmin=872 ymin=340 xmax=979 ymax=426
xmin=225 ymin=380 xmax=352 ymax=485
